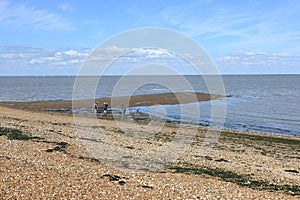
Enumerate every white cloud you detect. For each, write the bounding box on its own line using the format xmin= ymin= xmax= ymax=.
xmin=59 ymin=3 xmax=74 ymax=12
xmin=0 ymin=0 xmax=74 ymax=30
xmin=67 ymin=46 xmax=196 ymax=75
xmin=29 ymin=59 xmax=44 ymax=64
xmin=2 ymin=45 xmax=298 ymax=75
xmin=63 ymin=50 xmax=83 ymax=57
xmin=132 ymin=48 xmax=177 ymax=59
xmin=1 ymin=53 xmax=16 ymax=59
xmin=40 ymin=56 xmax=60 ymax=61
xmin=0 ymin=46 xmax=89 ymax=70
xmin=243 ymin=52 xmax=257 ymax=56
xmin=218 ymin=55 xmax=240 ymax=63
xmin=85 ymin=47 xmax=164 ymax=63
xmin=86 ymin=46 xmax=130 ymax=62
xmin=53 ymin=59 xmax=84 ymax=66
xmin=217 ymin=51 xmax=300 ymax=68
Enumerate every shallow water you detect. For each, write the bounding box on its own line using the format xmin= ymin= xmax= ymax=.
xmin=0 ymin=75 xmax=299 ymax=136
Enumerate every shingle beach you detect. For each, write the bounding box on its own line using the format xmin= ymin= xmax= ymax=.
xmin=1 ymin=105 xmax=299 ymax=199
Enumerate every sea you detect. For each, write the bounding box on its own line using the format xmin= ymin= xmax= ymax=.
xmin=0 ymin=75 xmax=299 ymax=137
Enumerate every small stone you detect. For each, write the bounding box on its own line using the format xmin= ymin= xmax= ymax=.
xmin=284 ymin=169 xmax=299 ymax=174
xmin=118 ymin=180 xmax=126 ymax=185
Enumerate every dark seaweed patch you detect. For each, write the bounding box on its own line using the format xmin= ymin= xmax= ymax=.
xmin=46 ymin=142 xmax=68 ymax=153
xmin=0 ymin=127 xmax=42 ymax=141
xmin=169 ymin=165 xmax=300 ymax=196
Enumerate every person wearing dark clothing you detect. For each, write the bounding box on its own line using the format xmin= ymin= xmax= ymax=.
xmin=103 ymin=102 xmax=108 ymax=115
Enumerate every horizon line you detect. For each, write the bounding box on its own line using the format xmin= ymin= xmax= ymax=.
xmin=0 ymin=73 xmax=299 ymax=77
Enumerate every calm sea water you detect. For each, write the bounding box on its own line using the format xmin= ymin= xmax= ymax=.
xmin=0 ymin=75 xmax=299 ymax=137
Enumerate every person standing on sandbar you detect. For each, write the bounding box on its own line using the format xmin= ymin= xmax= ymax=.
xmin=93 ymin=101 xmax=99 ymax=113
xmin=103 ymin=102 xmax=108 ymax=115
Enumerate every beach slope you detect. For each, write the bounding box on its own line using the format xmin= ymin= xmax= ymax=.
xmin=0 ymin=106 xmax=299 ymax=199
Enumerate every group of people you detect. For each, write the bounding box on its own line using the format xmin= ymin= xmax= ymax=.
xmin=93 ymin=101 xmax=109 ymax=115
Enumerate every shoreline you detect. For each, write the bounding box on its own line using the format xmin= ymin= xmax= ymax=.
xmin=0 ymin=91 xmax=298 ymax=139
xmin=0 ymin=105 xmax=299 ymax=198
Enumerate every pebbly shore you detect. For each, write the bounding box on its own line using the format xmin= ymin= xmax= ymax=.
xmin=0 ymin=105 xmax=299 ymax=199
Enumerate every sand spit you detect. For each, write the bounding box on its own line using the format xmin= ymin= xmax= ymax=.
xmin=0 ymin=92 xmax=224 ymax=112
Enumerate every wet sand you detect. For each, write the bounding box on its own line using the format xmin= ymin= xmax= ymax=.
xmin=0 ymin=92 xmax=224 ymax=111
xmin=0 ymin=100 xmax=299 ymax=199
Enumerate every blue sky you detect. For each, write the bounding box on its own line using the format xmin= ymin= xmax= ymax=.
xmin=0 ymin=0 xmax=299 ymax=75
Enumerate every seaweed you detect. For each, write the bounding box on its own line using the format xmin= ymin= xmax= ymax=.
xmin=0 ymin=127 xmax=42 ymax=141
xmin=154 ymin=131 xmax=176 ymax=142
xmin=0 ymin=127 xmax=70 ymax=154
xmin=221 ymin=131 xmax=300 ymax=146
xmin=218 ymin=131 xmax=300 ymax=157
xmin=46 ymin=142 xmax=68 ymax=153
xmin=169 ymin=165 xmax=300 ymax=196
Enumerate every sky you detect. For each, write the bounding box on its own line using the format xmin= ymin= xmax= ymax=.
xmin=0 ymin=0 xmax=299 ymax=75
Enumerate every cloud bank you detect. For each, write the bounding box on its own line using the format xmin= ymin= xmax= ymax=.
xmin=1 ymin=46 xmax=299 ymax=75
